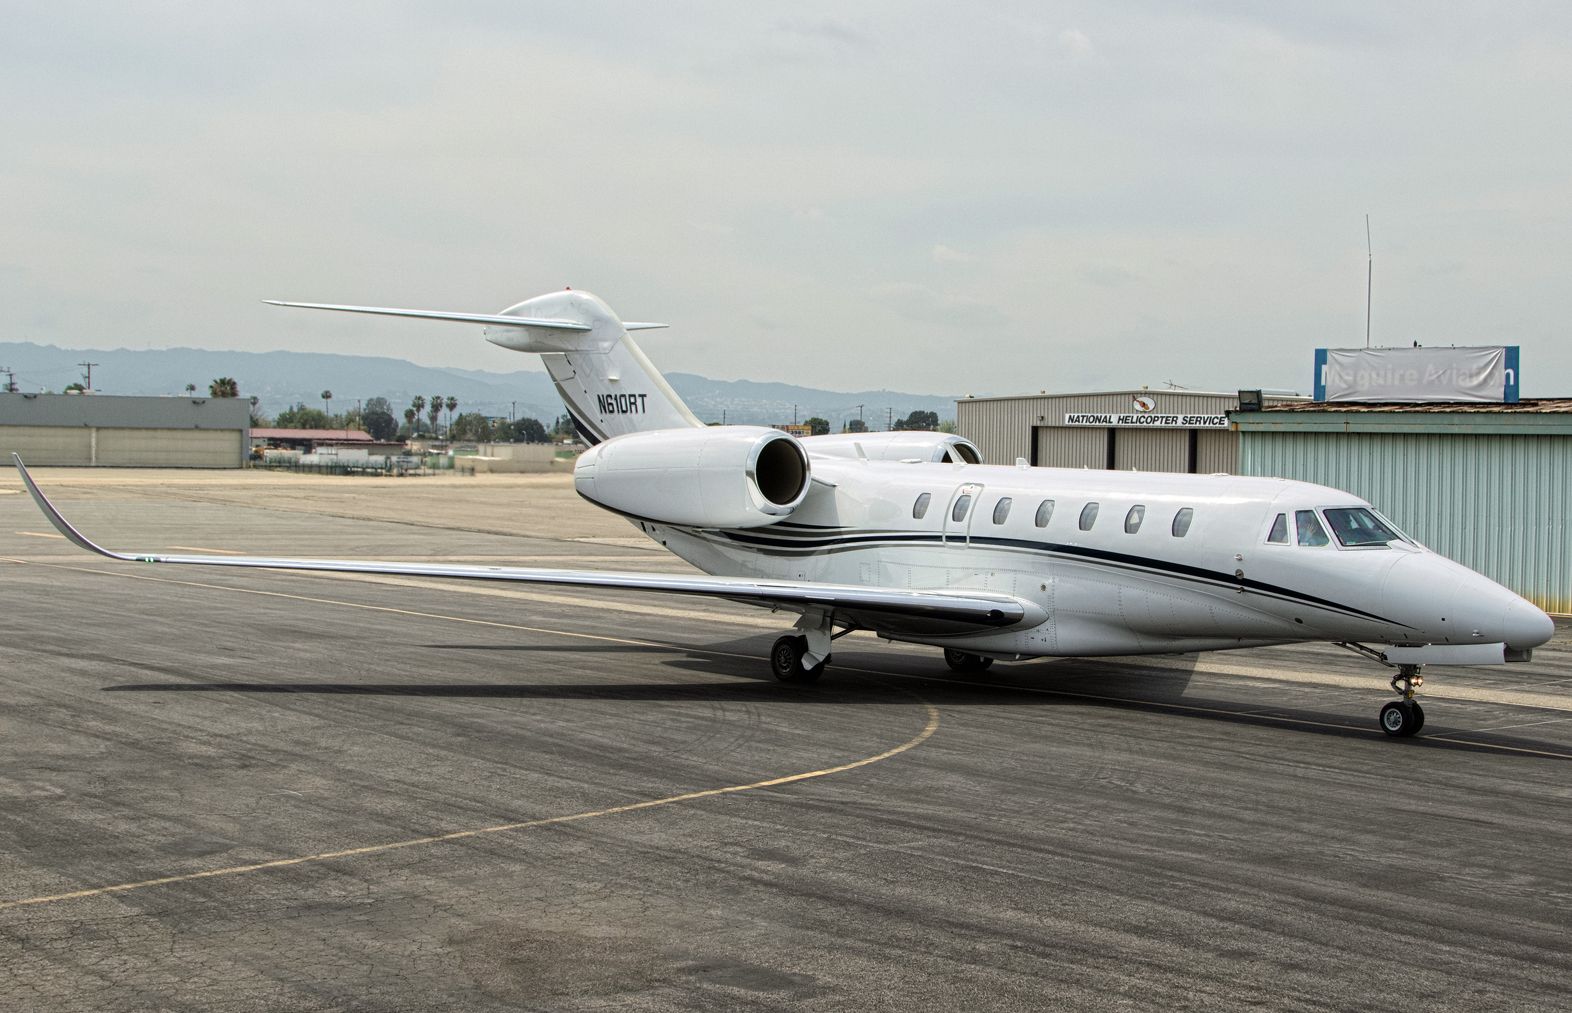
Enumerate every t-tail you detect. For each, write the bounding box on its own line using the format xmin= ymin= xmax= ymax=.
xmin=264 ymin=289 xmax=704 ymax=443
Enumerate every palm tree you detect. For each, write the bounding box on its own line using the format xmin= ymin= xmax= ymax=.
xmin=411 ymin=396 xmax=426 ymax=435
xmin=184 ymin=383 xmax=196 ymax=395
xmin=403 ymin=407 xmax=417 ymax=436
xmin=321 ymin=389 xmax=333 ymax=420
xmin=445 ymin=396 xmax=458 ymax=436
xmin=209 ymin=377 xmax=239 ymax=398
xmin=427 ymin=394 xmax=442 ymax=437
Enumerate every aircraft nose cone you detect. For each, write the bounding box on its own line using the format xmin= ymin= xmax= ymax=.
xmin=1500 ymin=597 xmax=1555 ymax=650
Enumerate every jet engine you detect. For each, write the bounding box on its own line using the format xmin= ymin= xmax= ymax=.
xmin=574 ymin=426 xmax=811 ymax=529
xmin=804 ymin=431 xmax=984 ymax=464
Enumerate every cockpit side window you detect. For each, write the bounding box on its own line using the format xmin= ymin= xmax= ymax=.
xmin=1267 ymin=513 xmax=1289 ymax=544
xmin=1324 ymin=507 xmax=1405 ymax=547
xmin=1295 ymin=509 xmax=1330 ymax=547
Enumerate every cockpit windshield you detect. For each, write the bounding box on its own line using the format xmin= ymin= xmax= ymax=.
xmin=1323 ymin=507 xmax=1406 ymax=547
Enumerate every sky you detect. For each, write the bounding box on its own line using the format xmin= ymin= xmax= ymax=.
xmin=3 ymin=2 xmax=1570 ymax=397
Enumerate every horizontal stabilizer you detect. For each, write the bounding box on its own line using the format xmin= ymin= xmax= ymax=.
xmin=262 ymin=300 xmax=592 ymax=331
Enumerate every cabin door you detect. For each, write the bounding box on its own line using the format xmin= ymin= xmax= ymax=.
xmin=942 ymin=483 xmax=984 ymax=546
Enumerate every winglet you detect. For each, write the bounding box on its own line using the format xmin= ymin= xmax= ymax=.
xmin=10 ymin=454 xmax=131 ymax=561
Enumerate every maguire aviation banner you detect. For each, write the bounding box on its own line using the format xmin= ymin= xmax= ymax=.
xmin=1314 ymin=346 xmax=1519 ymax=402
xmin=1064 ymin=413 xmax=1229 ymax=428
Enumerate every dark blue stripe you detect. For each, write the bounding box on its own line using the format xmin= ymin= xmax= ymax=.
xmin=708 ymin=528 xmax=1402 ymax=628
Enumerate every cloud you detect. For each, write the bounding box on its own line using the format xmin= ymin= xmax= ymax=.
xmin=1057 ymin=28 xmax=1096 ymax=60
xmin=931 ymin=244 xmax=976 ymax=264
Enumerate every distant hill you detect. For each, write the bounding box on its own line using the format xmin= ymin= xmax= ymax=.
xmin=0 ymin=342 xmax=962 ymax=428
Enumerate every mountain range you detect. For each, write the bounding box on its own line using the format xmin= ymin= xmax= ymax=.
xmin=0 ymin=342 xmax=963 ymax=428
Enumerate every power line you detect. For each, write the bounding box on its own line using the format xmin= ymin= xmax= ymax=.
xmin=78 ymin=361 xmax=100 ymax=391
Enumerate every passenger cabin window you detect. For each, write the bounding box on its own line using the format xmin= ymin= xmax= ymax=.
xmin=951 ymin=494 xmax=973 ymax=523
xmin=1267 ymin=513 xmax=1289 ymax=544
xmin=913 ymin=492 xmax=931 ymax=520
xmin=1124 ymin=505 xmax=1145 ymax=534
xmin=1079 ymin=502 xmax=1099 ymax=531
xmin=1035 ymin=500 xmax=1054 ymax=528
xmin=1324 ymin=507 xmax=1404 ymax=547
xmin=1296 ymin=509 xmax=1330 ymax=547
xmin=1172 ymin=507 xmax=1194 ymax=537
xmin=993 ymin=497 xmax=1012 ymax=525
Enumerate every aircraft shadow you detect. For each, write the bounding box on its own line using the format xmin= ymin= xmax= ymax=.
xmin=99 ymin=635 xmax=1568 ymax=759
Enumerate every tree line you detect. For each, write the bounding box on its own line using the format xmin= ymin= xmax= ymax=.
xmin=191 ymin=379 xmax=559 ymax=444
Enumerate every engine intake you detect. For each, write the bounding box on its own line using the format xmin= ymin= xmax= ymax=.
xmin=575 ymin=426 xmax=811 ymax=529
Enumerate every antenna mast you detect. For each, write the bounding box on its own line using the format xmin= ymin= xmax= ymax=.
xmin=1364 ymin=214 xmax=1373 ymax=348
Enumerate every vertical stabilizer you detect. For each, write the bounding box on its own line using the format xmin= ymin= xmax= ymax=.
xmin=483 ymin=290 xmax=702 ymax=443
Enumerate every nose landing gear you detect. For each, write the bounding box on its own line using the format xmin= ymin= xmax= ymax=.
xmin=1378 ymin=664 xmax=1425 ymax=737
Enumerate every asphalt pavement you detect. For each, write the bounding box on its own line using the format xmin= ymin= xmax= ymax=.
xmin=1 ymin=471 xmax=1569 ymax=1012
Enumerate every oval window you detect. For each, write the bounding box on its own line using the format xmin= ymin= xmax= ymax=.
xmin=913 ymin=492 xmax=931 ymax=519
xmin=1035 ymin=499 xmax=1055 ymax=528
xmin=1172 ymin=507 xmax=1194 ymax=537
xmin=951 ymin=494 xmax=973 ymax=523
xmin=993 ymin=497 xmax=1012 ymax=525
xmin=1079 ymin=502 xmax=1099 ymax=531
xmin=1124 ymin=505 xmax=1145 ymax=534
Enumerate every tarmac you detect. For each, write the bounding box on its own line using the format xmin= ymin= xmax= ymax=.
xmin=1 ymin=468 xmax=1570 ymax=1012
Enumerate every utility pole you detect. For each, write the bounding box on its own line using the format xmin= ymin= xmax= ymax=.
xmin=78 ymin=362 xmax=99 ymax=391
xmin=0 ymin=367 xmax=15 ymax=393
xmin=886 ymin=406 xmax=893 ymax=432
xmin=511 ymin=401 xmax=517 ymax=423
xmin=793 ymin=403 xmax=798 ymax=425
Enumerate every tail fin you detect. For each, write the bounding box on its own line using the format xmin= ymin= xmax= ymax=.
xmin=265 ymin=289 xmax=703 ymax=443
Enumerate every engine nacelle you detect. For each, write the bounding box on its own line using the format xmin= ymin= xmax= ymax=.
xmin=803 ymin=431 xmax=984 ymax=464
xmin=574 ymin=426 xmax=811 ymax=529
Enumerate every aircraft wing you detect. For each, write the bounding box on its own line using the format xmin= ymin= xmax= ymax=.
xmin=12 ymin=456 xmax=1042 ymax=637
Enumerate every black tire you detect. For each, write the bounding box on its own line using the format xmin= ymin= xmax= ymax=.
xmin=798 ymin=654 xmax=828 ymax=684
xmin=771 ymin=634 xmax=807 ymax=682
xmin=1410 ymin=701 xmax=1425 ymax=733
xmin=1379 ymin=700 xmax=1417 ymax=738
xmin=944 ymin=648 xmax=994 ymax=673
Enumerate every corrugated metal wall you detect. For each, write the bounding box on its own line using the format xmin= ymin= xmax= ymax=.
xmin=1196 ymin=430 xmax=1238 ymax=474
xmin=1113 ymin=429 xmax=1187 ymax=471
xmin=1035 ymin=426 xmax=1106 ymax=468
xmin=1240 ymin=432 xmax=1571 ymax=615
xmin=0 ymin=426 xmax=93 ymax=465
xmin=957 ymin=396 xmax=1047 ymax=465
xmin=97 ymin=429 xmax=243 ymax=467
xmin=0 ymin=426 xmax=245 ymax=467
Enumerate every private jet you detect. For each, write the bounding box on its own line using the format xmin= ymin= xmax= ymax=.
xmin=13 ymin=289 xmax=1555 ymax=737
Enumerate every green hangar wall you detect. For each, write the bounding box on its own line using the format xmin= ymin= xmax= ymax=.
xmin=1234 ymin=402 xmax=1572 ymax=616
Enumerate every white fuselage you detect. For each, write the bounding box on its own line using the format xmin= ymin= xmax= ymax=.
xmin=622 ymin=454 xmax=1550 ymax=659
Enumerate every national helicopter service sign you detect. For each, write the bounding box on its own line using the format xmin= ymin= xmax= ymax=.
xmin=1063 ymin=396 xmax=1229 ymax=429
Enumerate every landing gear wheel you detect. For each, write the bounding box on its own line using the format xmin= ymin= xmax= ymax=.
xmin=943 ymin=648 xmax=994 ymax=673
xmin=771 ymin=634 xmax=827 ymax=684
xmin=1410 ymin=701 xmax=1425 ymax=733
xmin=1379 ymin=700 xmax=1419 ymax=738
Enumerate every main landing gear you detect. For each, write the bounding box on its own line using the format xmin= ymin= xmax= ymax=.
xmin=770 ymin=611 xmax=848 ymax=684
xmin=770 ymin=634 xmax=827 ymax=683
xmin=1378 ymin=664 xmax=1425 ymax=738
xmin=943 ymin=648 xmax=994 ymax=674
